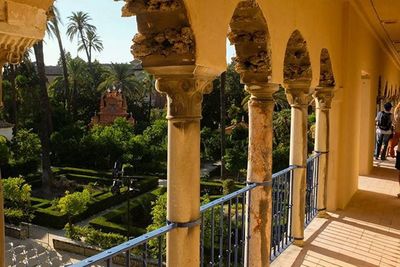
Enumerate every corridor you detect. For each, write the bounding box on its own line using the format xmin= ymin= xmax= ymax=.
xmin=272 ymin=163 xmax=400 ymax=267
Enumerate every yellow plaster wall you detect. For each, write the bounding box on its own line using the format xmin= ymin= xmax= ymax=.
xmin=184 ymin=0 xmax=400 ymax=210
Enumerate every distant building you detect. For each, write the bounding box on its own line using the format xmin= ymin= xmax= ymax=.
xmin=45 ymin=65 xmax=63 ymax=84
xmin=0 ymin=120 xmax=14 ymax=141
xmin=90 ymin=88 xmax=135 ymax=127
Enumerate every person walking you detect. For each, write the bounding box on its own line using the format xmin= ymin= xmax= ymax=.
xmin=375 ymin=102 xmax=393 ymax=160
xmin=387 ymin=102 xmax=400 ymax=158
xmin=396 ymin=145 xmax=400 ymax=198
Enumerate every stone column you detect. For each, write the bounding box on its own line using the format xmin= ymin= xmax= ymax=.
xmin=0 ymin=61 xmax=5 ymax=267
xmin=285 ymin=81 xmax=310 ymax=246
xmin=313 ymin=87 xmax=334 ymax=218
xmin=244 ymin=83 xmax=278 ymax=267
xmin=155 ymin=68 xmax=213 ymax=267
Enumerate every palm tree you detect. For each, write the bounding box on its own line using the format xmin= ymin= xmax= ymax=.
xmin=48 ymin=5 xmax=70 ymax=111
xmin=66 ymin=11 xmax=96 ymax=65
xmin=78 ymin=30 xmax=103 ymax=64
xmin=98 ymin=63 xmax=140 ymax=99
xmin=33 ymin=40 xmax=53 ymax=192
xmin=67 ymin=57 xmax=87 ymax=119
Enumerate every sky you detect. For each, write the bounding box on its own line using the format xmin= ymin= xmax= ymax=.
xmin=44 ymin=0 xmax=235 ymax=66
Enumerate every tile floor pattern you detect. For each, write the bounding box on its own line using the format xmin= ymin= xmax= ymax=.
xmin=271 ymin=160 xmax=400 ymax=267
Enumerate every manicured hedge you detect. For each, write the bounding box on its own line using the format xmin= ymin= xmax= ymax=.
xmin=89 ymin=188 xmax=164 ymax=237
xmin=200 ymin=181 xmax=244 ymax=196
xmin=32 ymin=177 xmax=159 ymax=229
xmin=55 ymin=167 xmax=112 ymax=178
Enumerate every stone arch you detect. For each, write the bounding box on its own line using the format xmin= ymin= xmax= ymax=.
xmin=227 ymin=0 xmax=272 ymax=83
xmin=319 ymin=48 xmax=335 ymax=87
xmin=283 ymin=30 xmax=312 ymax=82
xmin=122 ymin=0 xmax=195 ymax=67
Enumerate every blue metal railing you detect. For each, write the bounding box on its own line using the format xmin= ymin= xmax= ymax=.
xmin=72 ymin=154 xmax=321 ymax=267
xmin=71 ymin=223 xmax=175 ymax=267
xmin=200 ymin=183 xmax=255 ymax=266
xmin=305 ymin=152 xmax=320 ymax=226
xmin=270 ymin=165 xmax=296 ymax=261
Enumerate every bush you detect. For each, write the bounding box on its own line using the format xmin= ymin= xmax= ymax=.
xmin=89 ymin=188 xmax=163 ymax=236
xmin=222 ymin=179 xmax=236 ymax=195
xmin=4 ymin=208 xmax=33 ymax=225
xmin=65 ymin=225 xmax=127 ymax=249
xmin=2 ymin=177 xmax=32 ymax=207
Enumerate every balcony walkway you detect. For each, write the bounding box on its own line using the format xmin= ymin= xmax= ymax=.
xmin=271 ymin=158 xmax=400 ymax=267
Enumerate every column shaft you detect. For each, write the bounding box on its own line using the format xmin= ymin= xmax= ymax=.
xmin=0 ymin=172 xmax=4 ymax=267
xmin=166 ymin=118 xmax=201 ymax=266
xmin=290 ymin=105 xmax=308 ymax=245
xmin=0 ymin=66 xmax=4 ymax=267
xmin=313 ymin=87 xmax=334 ymax=217
xmin=244 ymin=84 xmax=277 ymax=267
xmin=285 ymin=83 xmax=309 ymax=246
xmin=155 ymin=75 xmax=212 ymax=267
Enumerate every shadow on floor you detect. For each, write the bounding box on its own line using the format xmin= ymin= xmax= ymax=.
xmin=272 ymin=190 xmax=400 ymax=266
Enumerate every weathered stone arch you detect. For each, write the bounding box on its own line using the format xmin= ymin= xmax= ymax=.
xmin=319 ymin=48 xmax=335 ymax=87
xmin=283 ymin=30 xmax=312 ymax=82
xmin=228 ymin=0 xmax=272 ymax=83
xmin=122 ymin=0 xmax=195 ymax=67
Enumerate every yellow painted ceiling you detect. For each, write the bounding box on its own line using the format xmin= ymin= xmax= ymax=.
xmin=372 ymin=0 xmax=400 ymax=54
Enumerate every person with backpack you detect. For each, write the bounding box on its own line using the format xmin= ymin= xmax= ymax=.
xmin=375 ymin=102 xmax=394 ymax=160
xmin=387 ymin=102 xmax=400 ymax=158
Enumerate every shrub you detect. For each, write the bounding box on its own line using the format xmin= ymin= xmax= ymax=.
xmin=222 ymin=179 xmax=236 ymax=195
xmin=2 ymin=177 xmax=32 ymax=207
xmin=65 ymin=225 xmax=127 ymax=249
xmin=4 ymin=208 xmax=33 ymax=225
xmin=57 ymin=189 xmax=91 ymax=236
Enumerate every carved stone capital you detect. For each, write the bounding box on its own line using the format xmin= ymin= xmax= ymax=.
xmin=155 ymin=75 xmax=213 ymax=121
xmin=313 ymin=87 xmax=335 ymax=110
xmin=284 ymin=80 xmax=311 ymax=108
xmin=245 ymin=82 xmax=278 ymax=101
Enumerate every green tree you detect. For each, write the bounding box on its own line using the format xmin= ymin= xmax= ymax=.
xmin=10 ymin=129 xmax=41 ymax=175
xmin=48 ymin=5 xmax=70 ymax=110
xmin=224 ymin=125 xmax=248 ymax=180
xmin=57 ymin=189 xmax=91 ymax=238
xmin=33 ymin=40 xmax=53 ymax=191
xmin=67 ymin=56 xmax=87 ymax=119
xmin=146 ymin=192 xmax=167 ymax=256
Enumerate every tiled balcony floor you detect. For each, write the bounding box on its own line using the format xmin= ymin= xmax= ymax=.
xmin=271 ymin=160 xmax=400 ymax=267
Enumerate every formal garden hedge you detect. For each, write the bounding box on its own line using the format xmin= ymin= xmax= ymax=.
xmin=30 ymin=169 xmax=159 ymax=229
xmin=89 ymin=188 xmax=165 ymax=237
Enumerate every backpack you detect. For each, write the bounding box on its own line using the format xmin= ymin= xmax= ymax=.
xmin=377 ymin=111 xmax=392 ymax=131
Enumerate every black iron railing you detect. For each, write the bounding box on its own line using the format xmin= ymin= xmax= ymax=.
xmin=72 ymin=154 xmax=321 ymax=267
xmin=270 ymin=165 xmax=296 ymax=261
xmin=305 ymin=152 xmax=320 ymax=226
xmin=200 ymin=183 xmax=255 ymax=266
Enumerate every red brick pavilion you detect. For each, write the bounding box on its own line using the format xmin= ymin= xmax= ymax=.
xmin=90 ymin=88 xmax=135 ymax=126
